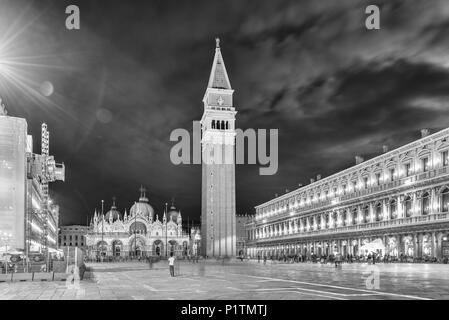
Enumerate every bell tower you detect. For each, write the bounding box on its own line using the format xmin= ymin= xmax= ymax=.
xmin=200 ymin=38 xmax=237 ymax=258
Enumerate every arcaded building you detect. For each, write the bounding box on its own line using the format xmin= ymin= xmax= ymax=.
xmin=246 ymin=128 xmax=449 ymax=260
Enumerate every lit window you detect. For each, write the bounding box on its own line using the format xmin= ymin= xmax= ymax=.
xmin=352 ymin=210 xmax=358 ymax=225
xmin=363 ymin=206 xmax=369 ymax=223
xmin=442 ymin=188 xmax=449 ymax=212
xmin=389 ymin=168 xmax=395 ymax=182
xmin=404 ymin=196 xmax=412 ymax=217
xmin=405 ymin=163 xmax=411 ymax=177
xmin=422 ymin=158 xmax=429 ymax=172
xmin=390 ymin=200 xmax=397 ymax=219
xmin=375 ymin=203 xmax=382 ymax=221
xmin=422 ymin=192 xmax=430 ymax=215
xmin=443 ymin=151 xmax=449 ymax=167
xmin=375 ymin=173 xmax=381 ymax=186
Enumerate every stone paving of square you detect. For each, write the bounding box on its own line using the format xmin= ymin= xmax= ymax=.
xmin=0 ymin=260 xmax=448 ymax=300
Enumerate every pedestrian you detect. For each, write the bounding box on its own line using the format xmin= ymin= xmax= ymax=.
xmin=168 ymin=253 xmax=175 ymax=277
xmin=263 ymin=255 xmax=267 ymax=265
xmin=257 ymin=254 xmax=261 ymax=263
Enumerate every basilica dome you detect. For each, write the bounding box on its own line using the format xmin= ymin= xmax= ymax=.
xmin=105 ymin=198 xmax=121 ymax=222
xmin=167 ymin=202 xmax=180 ymax=222
xmin=130 ymin=187 xmax=155 ymax=220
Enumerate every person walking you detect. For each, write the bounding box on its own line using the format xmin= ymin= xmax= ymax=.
xmin=257 ymin=254 xmax=261 ymax=263
xmin=168 ymin=253 xmax=175 ymax=277
xmin=263 ymin=255 xmax=267 ymax=265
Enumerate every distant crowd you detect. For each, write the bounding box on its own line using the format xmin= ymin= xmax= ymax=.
xmin=251 ymin=252 xmax=447 ymax=265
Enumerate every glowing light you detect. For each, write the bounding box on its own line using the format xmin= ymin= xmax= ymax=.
xmin=0 ymin=6 xmax=71 ymax=118
xmin=39 ymin=81 xmax=54 ymax=97
xmin=31 ymin=196 xmax=40 ymax=210
xmin=46 ymin=235 xmax=55 ymax=243
xmin=48 ymin=220 xmax=56 ymax=232
xmin=331 ymin=198 xmax=340 ymax=205
xmin=30 ymin=221 xmax=42 ymax=233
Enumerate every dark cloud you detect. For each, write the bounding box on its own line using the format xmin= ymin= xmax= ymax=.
xmin=1 ymin=0 xmax=449 ymax=224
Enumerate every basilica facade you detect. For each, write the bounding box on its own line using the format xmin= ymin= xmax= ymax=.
xmin=246 ymin=128 xmax=449 ymax=261
xmin=86 ymin=188 xmax=191 ymax=258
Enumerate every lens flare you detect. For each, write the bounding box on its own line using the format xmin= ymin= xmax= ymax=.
xmin=0 ymin=3 xmax=72 ymax=119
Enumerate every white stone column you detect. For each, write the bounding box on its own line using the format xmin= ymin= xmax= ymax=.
xmin=369 ymin=202 xmax=374 ymax=223
xmin=431 ymin=187 xmax=438 ymax=214
xmin=412 ymin=192 xmax=419 ymax=217
xmin=397 ymin=195 xmax=404 ymax=219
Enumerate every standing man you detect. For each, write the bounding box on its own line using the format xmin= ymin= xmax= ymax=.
xmin=168 ymin=253 xmax=175 ymax=277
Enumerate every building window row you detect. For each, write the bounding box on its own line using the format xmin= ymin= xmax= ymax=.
xmin=256 ymin=149 xmax=449 ymax=221
xmin=250 ymin=187 xmax=449 ymax=240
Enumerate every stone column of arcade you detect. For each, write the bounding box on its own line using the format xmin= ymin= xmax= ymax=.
xmin=431 ymin=232 xmax=436 ymax=258
xmin=412 ymin=234 xmax=418 ymax=258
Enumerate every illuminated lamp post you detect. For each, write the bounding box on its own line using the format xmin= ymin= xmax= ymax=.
xmin=165 ymin=203 xmax=168 ymax=257
xmin=101 ymin=200 xmax=104 ymax=260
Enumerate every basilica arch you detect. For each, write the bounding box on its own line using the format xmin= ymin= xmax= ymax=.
xmin=96 ymin=240 xmax=108 ymax=257
xmin=129 ymin=235 xmax=147 ymax=257
xmin=152 ymin=239 xmax=164 ymax=256
xmin=112 ymin=240 xmax=123 ymax=257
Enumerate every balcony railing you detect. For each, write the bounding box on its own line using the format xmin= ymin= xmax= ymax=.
xmin=251 ymin=212 xmax=449 ymax=243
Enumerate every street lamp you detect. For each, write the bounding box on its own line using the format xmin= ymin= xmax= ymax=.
xmin=101 ymin=200 xmax=104 ymax=260
xmin=134 ymin=207 xmax=137 ymax=258
xmin=165 ymin=202 xmax=168 ymax=257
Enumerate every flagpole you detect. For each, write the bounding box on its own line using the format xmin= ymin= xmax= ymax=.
xmin=134 ymin=207 xmax=137 ymax=258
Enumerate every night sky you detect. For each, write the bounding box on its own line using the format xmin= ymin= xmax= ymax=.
xmin=2 ymin=0 xmax=449 ymax=226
